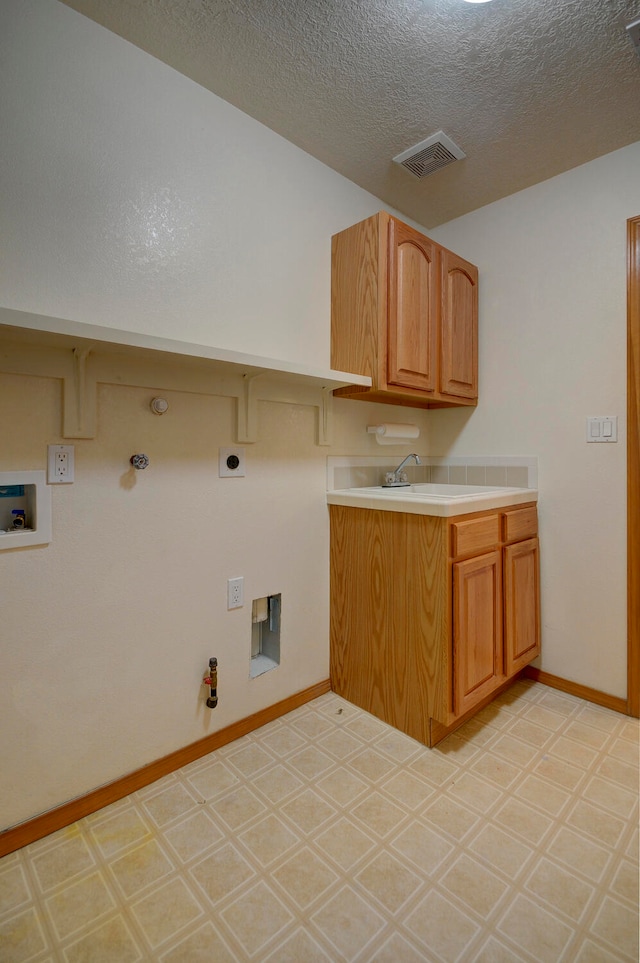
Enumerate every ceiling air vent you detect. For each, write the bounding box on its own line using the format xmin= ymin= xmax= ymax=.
xmin=393 ymin=131 xmax=465 ymax=179
xmin=627 ymin=17 xmax=640 ymax=57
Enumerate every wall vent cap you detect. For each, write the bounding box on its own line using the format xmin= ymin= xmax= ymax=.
xmin=393 ymin=130 xmax=465 ymax=179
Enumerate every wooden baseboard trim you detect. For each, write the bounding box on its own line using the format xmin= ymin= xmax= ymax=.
xmin=0 ymin=679 xmax=331 ymax=859
xmin=523 ymin=667 xmax=628 ymax=715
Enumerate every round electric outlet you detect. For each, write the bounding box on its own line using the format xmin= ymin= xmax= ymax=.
xmin=219 ymin=447 xmax=246 ymax=477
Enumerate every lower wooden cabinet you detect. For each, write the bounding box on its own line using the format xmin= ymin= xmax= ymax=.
xmin=504 ymin=537 xmax=540 ymax=676
xmin=329 ymin=502 xmax=540 ymax=746
xmin=329 ymin=506 xmax=448 ymax=747
xmin=453 ymin=550 xmax=503 ymax=716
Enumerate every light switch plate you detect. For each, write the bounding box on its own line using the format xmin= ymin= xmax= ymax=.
xmin=586 ymin=416 xmax=618 ymax=443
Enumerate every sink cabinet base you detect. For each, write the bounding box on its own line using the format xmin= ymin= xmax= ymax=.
xmin=329 ymin=502 xmax=540 ymax=747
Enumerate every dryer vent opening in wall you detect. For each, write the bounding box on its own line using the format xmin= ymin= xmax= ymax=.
xmin=250 ymin=594 xmax=281 ymax=678
xmin=393 ymin=130 xmax=466 ymax=179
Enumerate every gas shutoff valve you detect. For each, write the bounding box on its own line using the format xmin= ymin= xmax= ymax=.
xmin=130 ymin=453 xmax=150 ymax=470
xmin=203 ymin=658 xmax=218 ymax=708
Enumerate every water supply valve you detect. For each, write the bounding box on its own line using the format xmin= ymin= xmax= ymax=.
xmin=203 ymin=657 xmax=218 ymax=708
xmin=11 ymin=510 xmax=26 ymax=530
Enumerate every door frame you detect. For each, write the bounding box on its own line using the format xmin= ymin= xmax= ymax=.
xmin=628 ymin=215 xmax=639 ymax=717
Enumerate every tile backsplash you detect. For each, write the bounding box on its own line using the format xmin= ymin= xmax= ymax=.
xmin=327 ymin=456 xmax=537 ymax=491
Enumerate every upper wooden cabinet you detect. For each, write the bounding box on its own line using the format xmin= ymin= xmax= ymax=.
xmin=387 ymin=218 xmax=438 ymax=393
xmin=331 ymin=211 xmax=478 ymax=409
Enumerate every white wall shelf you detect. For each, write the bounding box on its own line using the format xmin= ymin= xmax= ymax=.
xmin=0 ymin=308 xmax=370 ymax=388
xmin=0 ymin=310 xmax=372 ymax=445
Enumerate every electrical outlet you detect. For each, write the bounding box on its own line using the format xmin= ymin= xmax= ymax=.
xmin=228 ymin=576 xmax=244 ymax=609
xmin=48 ymin=445 xmax=75 ymax=483
xmin=219 ymin=448 xmax=246 ymax=477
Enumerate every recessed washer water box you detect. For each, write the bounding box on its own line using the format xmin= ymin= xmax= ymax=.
xmin=0 ymin=471 xmax=52 ymax=550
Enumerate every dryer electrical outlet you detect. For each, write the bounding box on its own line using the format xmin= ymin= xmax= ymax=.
xmin=219 ymin=448 xmax=246 ymax=477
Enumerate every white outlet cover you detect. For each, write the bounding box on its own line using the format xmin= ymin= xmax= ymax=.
xmin=48 ymin=444 xmax=75 ymax=483
xmin=227 ymin=576 xmax=244 ymax=609
xmin=219 ymin=447 xmax=246 ymax=477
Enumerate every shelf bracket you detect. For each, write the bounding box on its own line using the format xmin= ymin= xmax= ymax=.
xmin=62 ymin=347 xmax=97 ymax=438
xmin=236 ymin=375 xmax=333 ymax=446
xmin=236 ymin=372 xmax=264 ymax=444
xmin=318 ymin=387 xmax=333 ymax=447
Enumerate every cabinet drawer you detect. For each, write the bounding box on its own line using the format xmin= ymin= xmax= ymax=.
xmin=451 ymin=514 xmax=500 ymax=558
xmin=502 ymin=506 xmax=538 ymax=543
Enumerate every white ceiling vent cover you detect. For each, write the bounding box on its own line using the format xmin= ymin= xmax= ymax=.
xmin=393 ymin=131 xmax=465 ymax=179
xmin=627 ymin=17 xmax=640 ymax=57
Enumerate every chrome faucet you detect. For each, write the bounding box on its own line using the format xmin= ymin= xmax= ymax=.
xmin=382 ymin=453 xmax=421 ymax=488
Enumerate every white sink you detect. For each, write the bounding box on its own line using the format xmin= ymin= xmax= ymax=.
xmin=365 ymin=483 xmax=513 ymax=498
xmin=327 ymin=483 xmax=538 ymax=517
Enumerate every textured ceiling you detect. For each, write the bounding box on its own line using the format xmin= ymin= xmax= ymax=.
xmin=59 ymin=0 xmax=640 ymax=228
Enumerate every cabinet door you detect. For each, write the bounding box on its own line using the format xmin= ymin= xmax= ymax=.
xmin=440 ymin=249 xmax=478 ymax=399
xmin=387 ymin=218 xmax=438 ymax=392
xmin=504 ymin=537 xmax=540 ymax=675
xmin=453 ymin=550 xmax=503 ymax=715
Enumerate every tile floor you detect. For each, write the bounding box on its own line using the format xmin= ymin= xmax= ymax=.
xmin=0 ymin=680 xmax=638 ymax=962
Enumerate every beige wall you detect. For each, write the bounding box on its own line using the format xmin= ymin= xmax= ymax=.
xmin=0 ymin=0 xmax=635 ymax=830
xmin=0 ymin=357 xmax=428 ymax=829
xmin=0 ymin=0 xmax=425 ymax=829
xmin=0 ymin=0 xmax=380 ymax=366
xmin=430 ymin=142 xmax=637 ymax=699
